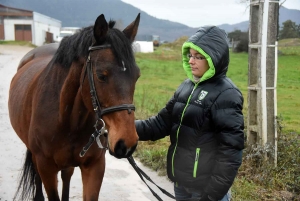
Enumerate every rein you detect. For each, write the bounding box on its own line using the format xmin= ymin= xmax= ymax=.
xmin=128 ymin=156 xmax=176 ymax=200
xmin=79 ymin=44 xmax=135 ymax=157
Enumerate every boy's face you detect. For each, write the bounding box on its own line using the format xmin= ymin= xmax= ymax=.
xmin=188 ymin=48 xmax=209 ymax=78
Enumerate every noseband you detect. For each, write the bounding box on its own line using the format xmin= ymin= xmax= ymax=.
xmin=80 ymin=44 xmax=135 ymax=157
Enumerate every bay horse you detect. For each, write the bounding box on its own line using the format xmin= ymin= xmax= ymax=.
xmin=8 ymin=13 xmax=140 ymax=200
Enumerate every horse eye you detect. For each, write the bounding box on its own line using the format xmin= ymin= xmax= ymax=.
xmin=96 ymin=74 xmax=107 ymax=82
xmin=95 ymin=69 xmax=108 ymax=82
xmin=97 ymin=74 xmax=107 ymax=82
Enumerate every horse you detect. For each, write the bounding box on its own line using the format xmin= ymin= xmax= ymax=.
xmin=8 ymin=13 xmax=140 ymax=201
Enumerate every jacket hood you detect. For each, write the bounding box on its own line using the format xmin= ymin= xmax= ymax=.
xmin=182 ymin=26 xmax=229 ymax=83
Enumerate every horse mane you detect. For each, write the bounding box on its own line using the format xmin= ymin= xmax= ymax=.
xmin=53 ymin=20 xmax=135 ymax=71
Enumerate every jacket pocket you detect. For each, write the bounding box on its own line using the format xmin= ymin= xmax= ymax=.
xmin=193 ymin=148 xmax=200 ymax=178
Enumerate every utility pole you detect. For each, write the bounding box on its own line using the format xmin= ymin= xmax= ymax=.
xmin=247 ymin=0 xmax=279 ymax=166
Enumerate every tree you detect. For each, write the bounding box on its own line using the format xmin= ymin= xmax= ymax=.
xmin=279 ymin=20 xmax=300 ymax=39
xmin=228 ymin=30 xmax=244 ymax=41
xmin=234 ymin=31 xmax=249 ymax=52
xmin=228 ymin=30 xmax=249 ymax=52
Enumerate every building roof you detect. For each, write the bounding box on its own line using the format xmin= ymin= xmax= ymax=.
xmin=0 ymin=4 xmax=33 ymax=17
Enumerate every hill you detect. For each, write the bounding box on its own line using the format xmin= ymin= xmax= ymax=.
xmin=219 ymin=6 xmax=300 ymax=33
xmin=0 ymin=0 xmax=299 ymax=41
xmin=0 ymin=0 xmax=197 ymax=42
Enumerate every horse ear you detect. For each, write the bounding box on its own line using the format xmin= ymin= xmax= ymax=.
xmin=93 ymin=14 xmax=108 ymax=44
xmin=123 ymin=13 xmax=140 ymax=43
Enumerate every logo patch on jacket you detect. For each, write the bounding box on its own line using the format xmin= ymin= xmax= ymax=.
xmin=198 ymin=90 xmax=208 ymax=100
xmin=194 ymin=90 xmax=208 ymax=105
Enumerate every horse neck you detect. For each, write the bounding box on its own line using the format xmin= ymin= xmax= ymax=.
xmin=58 ymin=61 xmax=94 ymax=131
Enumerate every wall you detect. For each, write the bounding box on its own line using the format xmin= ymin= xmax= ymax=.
xmin=3 ymin=18 xmax=32 ymax=41
xmin=33 ymin=12 xmax=61 ymax=46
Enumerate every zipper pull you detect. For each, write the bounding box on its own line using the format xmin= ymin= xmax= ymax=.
xmin=195 ymin=151 xmax=199 ymax=162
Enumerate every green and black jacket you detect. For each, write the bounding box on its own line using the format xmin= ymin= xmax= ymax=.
xmin=135 ymin=26 xmax=244 ymax=200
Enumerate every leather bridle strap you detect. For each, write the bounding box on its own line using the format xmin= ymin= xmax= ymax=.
xmin=101 ymin=104 xmax=135 ymax=116
xmin=88 ymin=44 xmax=111 ymax=51
xmin=86 ymin=56 xmax=101 ymax=119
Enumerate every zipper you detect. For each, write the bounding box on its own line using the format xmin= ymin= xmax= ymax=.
xmin=193 ymin=148 xmax=200 ymax=178
xmin=171 ymin=83 xmax=198 ymax=177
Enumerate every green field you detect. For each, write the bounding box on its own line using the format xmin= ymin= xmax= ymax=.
xmin=133 ymin=38 xmax=300 ymax=200
xmin=134 ymin=40 xmax=300 ymax=133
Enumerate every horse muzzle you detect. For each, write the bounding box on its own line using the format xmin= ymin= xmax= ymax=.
xmin=109 ymin=139 xmax=138 ymax=159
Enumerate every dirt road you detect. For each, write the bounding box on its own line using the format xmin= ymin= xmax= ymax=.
xmin=0 ymin=45 xmax=174 ymax=201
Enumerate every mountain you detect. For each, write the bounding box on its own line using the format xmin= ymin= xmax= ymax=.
xmin=0 ymin=0 xmax=198 ymax=41
xmin=218 ymin=21 xmax=250 ymax=33
xmin=279 ymin=6 xmax=300 ymax=25
xmin=0 ymin=0 xmax=299 ymax=41
xmin=218 ymin=7 xmax=300 ymax=33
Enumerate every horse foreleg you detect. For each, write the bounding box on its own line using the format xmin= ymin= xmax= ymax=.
xmin=36 ymin=159 xmax=60 ymax=201
xmin=61 ymin=167 xmax=74 ymax=201
xmin=80 ymin=154 xmax=105 ymax=201
xmin=34 ymin=173 xmax=45 ymax=201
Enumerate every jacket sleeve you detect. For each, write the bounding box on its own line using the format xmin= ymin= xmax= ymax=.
xmin=135 ymin=95 xmax=176 ymax=141
xmin=205 ymin=88 xmax=245 ymax=200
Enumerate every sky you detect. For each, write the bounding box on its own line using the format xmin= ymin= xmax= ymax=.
xmin=121 ymin=0 xmax=300 ymax=28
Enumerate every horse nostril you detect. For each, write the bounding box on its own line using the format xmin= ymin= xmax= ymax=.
xmin=114 ymin=140 xmax=127 ymax=158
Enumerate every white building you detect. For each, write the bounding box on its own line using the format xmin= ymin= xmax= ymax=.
xmin=133 ymin=41 xmax=154 ymax=53
xmin=0 ymin=4 xmax=61 ymax=46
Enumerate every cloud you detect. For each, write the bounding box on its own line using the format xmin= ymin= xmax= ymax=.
xmin=121 ymin=0 xmax=299 ymax=27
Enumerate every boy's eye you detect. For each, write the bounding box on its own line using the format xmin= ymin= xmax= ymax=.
xmin=187 ymin=54 xmax=206 ymax=60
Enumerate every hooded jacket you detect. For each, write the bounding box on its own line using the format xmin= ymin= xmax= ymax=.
xmin=135 ymin=26 xmax=244 ymax=200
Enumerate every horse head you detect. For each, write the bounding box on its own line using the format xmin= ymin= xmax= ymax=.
xmin=81 ymin=14 xmax=140 ymax=158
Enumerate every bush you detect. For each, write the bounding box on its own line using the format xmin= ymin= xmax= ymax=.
xmin=235 ymin=116 xmax=300 ymax=200
xmin=234 ymin=34 xmax=249 ymax=53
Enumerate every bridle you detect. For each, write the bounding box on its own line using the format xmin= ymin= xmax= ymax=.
xmin=79 ymin=44 xmax=135 ymax=157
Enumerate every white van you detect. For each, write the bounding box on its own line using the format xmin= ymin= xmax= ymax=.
xmin=55 ymin=27 xmax=81 ymax=43
xmin=56 ymin=31 xmax=74 ymax=42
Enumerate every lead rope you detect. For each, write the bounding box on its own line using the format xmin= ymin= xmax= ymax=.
xmin=127 ymin=156 xmax=176 ymax=200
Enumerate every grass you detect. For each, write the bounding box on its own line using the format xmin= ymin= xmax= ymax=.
xmin=278 ymin=38 xmax=300 ymax=56
xmin=133 ymin=38 xmax=300 ymax=200
xmin=277 ymin=55 xmax=300 ymax=131
xmin=134 ymin=55 xmax=185 ymax=116
xmin=0 ymin=40 xmax=36 ymax=47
